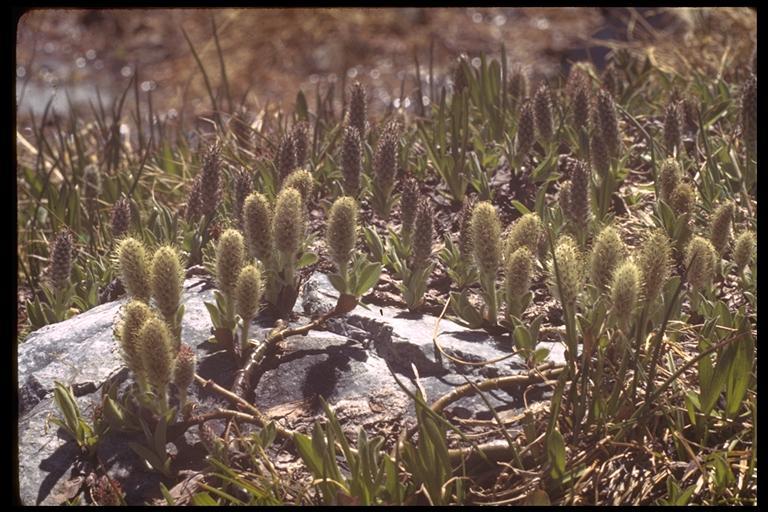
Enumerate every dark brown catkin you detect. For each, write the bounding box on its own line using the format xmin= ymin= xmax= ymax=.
xmin=508 ymin=66 xmax=529 ymax=104
xmin=664 ymin=101 xmax=682 ymax=155
xmin=185 ymin=176 xmax=203 ymax=222
xmin=49 ymin=229 xmax=74 ymax=292
xmin=276 ymin=135 xmax=297 ymax=185
xmin=292 ymin=121 xmax=310 ymax=167
xmin=595 ymin=89 xmax=621 ymax=158
xmin=233 ymin=169 xmax=253 ymax=228
xmin=341 ymin=126 xmax=363 ymax=197
xmin=412 ymin=199 xmax=434 ymax=270
xmin=590 ymin=110 xmax=610 ymax=179
xmin=566 ymin=158 xmax=591 ymax=230
xmin=199 ymin=143 xmax=222 ymax=218
xmin=348 ymin=81 xmax=367 ymax=140
xmin=533 ymin=83 xmax=554 ymax=143
xmin=400 ymin=176 xmax=419 ymax=243
xmin=515 ymin=100 xmax=535 ymax=158
xmin=110 ymin=197 xmax=131 ymax=239
xmin=741 ymin=74 xmax=756 ymax=160
xmin=453 ymin=55 xmax=469 ymax=94
xmin=680 ymin=98 xmax=698 ymax=136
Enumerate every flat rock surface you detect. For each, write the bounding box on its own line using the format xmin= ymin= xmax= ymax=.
xmin=18 ymin=272 xmax=565 ymax=505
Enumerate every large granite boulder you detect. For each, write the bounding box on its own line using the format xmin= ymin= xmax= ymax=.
xmin=17 ymin=273 xmax=564 ymax=505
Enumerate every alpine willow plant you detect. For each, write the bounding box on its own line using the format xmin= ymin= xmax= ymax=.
xmin=371 ymin=127 xmax=399 ymax=219
xmin=393 ymin=198 xmax=435 ymax=311
xmin=326 ymin=196 xmax=382 ymax=313
xmin=470 ymin=201 xmax=502 ymax=325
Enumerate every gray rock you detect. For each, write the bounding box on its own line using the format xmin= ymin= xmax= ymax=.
xmin=18 ymin=272 xmax=564 ymax=505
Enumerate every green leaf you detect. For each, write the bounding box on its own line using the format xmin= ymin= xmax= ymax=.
xmin=204 ymin=301 xmax=222 ymax=328
xmin=725 ymin=333 xmax=754 ymax=417
xmin=328 ymin=273 xmax=348 ymax=295
xmin=701 ymin=343 xmax=737 ymax=415
xmin=510 ymin=200 xmax=531 ymax=215
xmin=295 ymin=433 xmax=323 ymax=476
xmin=354 ymin=262 xmax=382 ymax=297
xmin=546 ymin=428 xmax=566 ymax=480
xmin=191 ymin=492 xmax=218 ymax=506
xmin=297 ymin=251 xmax=319 ymax=269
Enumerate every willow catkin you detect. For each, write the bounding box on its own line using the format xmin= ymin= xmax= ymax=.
xmin=281 ymin=168 xmax=314 ymax=205
xmin=685 ymin=236 xmax=717 ymax=292
xmin=272 ymin=187 xmax=304 ymax=259
xmin=733 ymin=231 xmax=755 ymax=273
xmin=235 ymin=264 xmax=263 ymax=323
xmin=589 ymin=225 xmax=625 ymax=292
xmin=595 ymin=89 xmax=621 ymax=158
xmin=49 ymin=230 xmax=74 ymax=292
xmin=138 ymin=316 xmax=174 ymax=393
xmin=638 ymin=230 xmax=671 ymax=301
xmin=110 ymin=197 xmax=131 ymax=239
xmin=533 ymin=83 xmax=554 ymax=143
xmin=150 ymin=246 xmax=183 ymax=322
xmin=551 ymin=236 xmax=584 ymax=309
xmin=515 ymin=100 xmax=535 ymax=159
xmin=400 ymin=176 xmax=419 ymax=243
xmin=199 ymin=143 xmax=222 ymax=218
xmin=341 ymin=126 xmax=363 ymax=197
xmin=326 ymin=196 xmax=358 ymax=273
xmin=658 ymin=158 xmax=681 ymax=204
xmin=610 ymin=260 xmax=640 ymax=328
xmin=470 ymin=202 xmax=502 ymax=279
xmin=741 ymin=74 xmax=756 ymax=160
xmin=663 ymin=101 xmax=681 ymax=155
xmin=242 ymin=192 xmax=273 ymax=262
xmin=216 ymin=229 xmax=245 ymax=297
xmin=348 ymin=81 xmax=368 ymax=140
xmin=117 ymin=237 xmax=151 ymax=302
xmin=709 ymin=201 xmax=735 ymax=256
xmin=292 ymin=121 xmax=310 ymax=167
xmin=412 ymin=199 xmax=434 ymax=270
xmin=232 ymin=169 xmax=253 ymax=227
xmin=276 ymin=135 xmax=297 ymax=185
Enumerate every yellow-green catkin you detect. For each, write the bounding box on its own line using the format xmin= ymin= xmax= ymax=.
xmin=326 ymin=196 xmax=358 ymax=276
xmin=638 ymin=230 xmax=671 ymax=302
xmin=589 ymin=225 xmax=625 ymax=292
xmin=272 ymin=187 xmax=305 ymax=260
xmin=117 ymin=237 xmax=151 ymax=302
xmin=173 ymin=343 xmax=196 ymax=409
xmin=235 ymin=264 xmax=263 ymax=324
xmin=117 ymin=300 xmax=151 ymax=384
xmin=243 ymin=192 xmax=273 ymax=262
xmin=709 ymin=201 xmax=735 ymax=256
xmin=505 ymin=247 xmax=534 ymax=319
xmin=281 ymin=168 xmax=314 ymax=205
xmin=216 ymin=229 xmax=245 ymax=298
xmin=138 ymin=316 xmax=174 ymax=403
xmin=658 ymin=158 xmax=681 ymax=204
xmin=685 ymin=236 xmax=717 ymax=292
xmin=610 ymin=260 xmax=640 ymax=329
xmin=733 ymin=231 xmax=755 ymax=273
xmin=470 ymin=202 xmax=502 ymax=279
xmin=150 ymin=246 xmax=183 ymax=322
xmin=551 ymin=236 xmax=584 ymax=310
xmin=505 ymin=213 xmax=543 ymax=260
xmin=669 ymin=182 xmax=696 ymax=217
